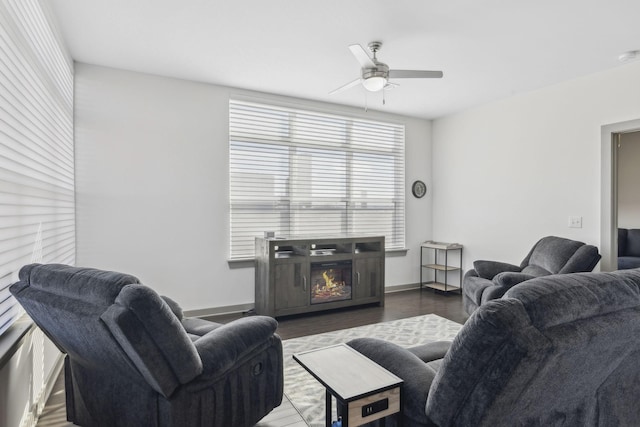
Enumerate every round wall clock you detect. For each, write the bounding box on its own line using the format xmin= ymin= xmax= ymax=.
xmin=412 ymin=180 xmax=427 ymax=198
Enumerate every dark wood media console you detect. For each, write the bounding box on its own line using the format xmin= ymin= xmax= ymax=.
xmin=255 ymin=235 xmax=385 ymax=317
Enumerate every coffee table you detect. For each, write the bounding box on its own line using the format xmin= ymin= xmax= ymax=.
xmin=293 ymin=343 xmax=403 ymax=427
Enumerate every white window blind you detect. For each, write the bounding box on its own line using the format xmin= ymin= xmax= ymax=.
xmin=0 ymin=0 xmax=75 ymax=336
xmin=229 ymin=100 xmax=405 ymax=260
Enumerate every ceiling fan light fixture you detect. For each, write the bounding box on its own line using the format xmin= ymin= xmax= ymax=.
xmin=362 ymin=76 xmax=387 ymax=92
xmin=329 ymin=42 xmax=443 ymax=96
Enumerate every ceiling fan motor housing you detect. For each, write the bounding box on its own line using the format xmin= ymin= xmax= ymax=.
xmin=362 ymin=62 xmax=389 ymax=80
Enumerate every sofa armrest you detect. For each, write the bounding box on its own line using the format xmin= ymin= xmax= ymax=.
xmin=194 ymin=316 xmax=278 ymax=378
xmin=347 ymin=338 xmax=441 ymax=425
xmin=473 ymin=260 xmax=521 ymax=280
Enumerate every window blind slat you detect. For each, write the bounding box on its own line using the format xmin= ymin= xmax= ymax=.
xmin=229 ymin=100 xmax=405 ymax=260
xmin=0 ymin=0 xmax=74 ymax=337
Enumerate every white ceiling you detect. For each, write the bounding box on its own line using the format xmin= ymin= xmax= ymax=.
xmin=48 ymin=0 xmax=640 ymax=119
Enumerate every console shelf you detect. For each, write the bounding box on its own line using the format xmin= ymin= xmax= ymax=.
xmin=420 ymin=241 xmax=463 ymax=293
xmin=255 ymin=235 xmax=385 ymax=317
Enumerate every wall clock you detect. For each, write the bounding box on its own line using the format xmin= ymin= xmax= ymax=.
xmin=412 ymin=180 xmax=427 ymax=198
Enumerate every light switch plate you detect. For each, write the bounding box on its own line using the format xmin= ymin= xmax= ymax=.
xmin=568 ymin=216 xmax=582 ymax=228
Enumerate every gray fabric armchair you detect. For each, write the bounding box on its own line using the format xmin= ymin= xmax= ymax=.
xmin=463 ymin=235 xmax=600 ymax=315
xmin=349 ymin=269 xmax=640 ymax=426
xmin=10 ymin=264 xmax=283 ymax=427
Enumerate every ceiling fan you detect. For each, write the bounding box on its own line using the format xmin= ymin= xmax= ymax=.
xmin=330 ymin=41 xmax=443 ymax=95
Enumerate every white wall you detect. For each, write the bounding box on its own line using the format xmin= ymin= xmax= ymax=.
xmin=432 ymin=61 xmax=640 ymax=272
xmin=74 ymin=63 xmax=432 ymax=312
xmin=618 ymin=131 xmax=640 ymax=228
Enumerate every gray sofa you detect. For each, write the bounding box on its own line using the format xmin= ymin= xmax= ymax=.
xmin=10 ymin=264 xmax=284 ymax=427
xmin=463 ymin=236 xmax=601 ymax=315
xmin=618 ymin=228 xmax=640 ymax=269
xmin=349 ymin=268 xmax=640 ymax=426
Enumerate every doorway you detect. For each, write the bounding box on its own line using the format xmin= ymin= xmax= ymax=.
xmin=601 ymin=120 xmax=640 ymax=271
xmin=617 ymin=132 xmax=640 ymax=229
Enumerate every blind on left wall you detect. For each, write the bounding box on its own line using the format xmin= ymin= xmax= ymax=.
xmin=0 ymin=0 xmax=74 ymax=336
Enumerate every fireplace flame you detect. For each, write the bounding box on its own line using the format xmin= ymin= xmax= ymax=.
xmin=312 ymin=269 xmax=347 ymax=299
xmin=322 ymin=270 xmax=339 ymax=289
xmin=311 ymin=265 xmax=351 ymax=304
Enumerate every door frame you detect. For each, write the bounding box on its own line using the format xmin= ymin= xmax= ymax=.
xmin=601 ymin=119 xmax=640 ymax=271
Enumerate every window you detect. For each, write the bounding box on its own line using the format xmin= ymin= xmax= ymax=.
xmin=229 ymin=100 xmax=405 ymax=260
xmin=0 ymin=0 xmax=75 ymax=336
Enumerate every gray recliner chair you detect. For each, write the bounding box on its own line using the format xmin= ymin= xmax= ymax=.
xmin=462 ymin=236 xmax=600 ymax=315
xmin=10 ymin=264 xmax=283 ymax=427
xmin=349 ymin=269 xmax=640 ymax=426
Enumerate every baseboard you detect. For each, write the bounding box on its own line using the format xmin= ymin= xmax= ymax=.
xmin=183 ymin=285 xmax=422 ymax=318
xmin=184 ymin=302 xmax=255 ymax=318
xmin=384 ymin=283 xmax=421 ymax=293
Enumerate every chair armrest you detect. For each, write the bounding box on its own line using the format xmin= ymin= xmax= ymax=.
xmin=407 ymin=341 xmax=451 ymax=363
xmin=464 ymin=269 xmax=479 ymax=279
xmin=473 ymin=260 xmax=521 ymax=280
xmin=558 ymin=244 xmax=601 ymax=273
xmin=476 ymin=272 xmax=536 ymax=304
xmin=181 ymin=317 xmax=223 ymax=337
xmin=194 ymin=316 xmax=278 ymax=378
xmin=160 ymin=295 xmax=184 ymax=319
xmin=347 ymin=338 xmax=440 ymax=425
xmin=492 ymin=272 xmax=536 ymax=289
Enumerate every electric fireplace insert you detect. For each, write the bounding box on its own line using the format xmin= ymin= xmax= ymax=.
xmin=310 ymin=260 xmax=352 ymax=304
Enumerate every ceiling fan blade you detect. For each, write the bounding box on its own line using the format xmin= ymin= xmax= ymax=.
xmin=348 ymin=44 xmax=376 ymax=68
xmin=384 ymin=82 xmax=399 ymax=90
xmin=329 ymin=78 xmax=362 ymax=95
xmin=388 ymin=70 xmax=444 ymax=79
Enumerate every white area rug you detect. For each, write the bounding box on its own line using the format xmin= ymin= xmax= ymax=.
xmin=282 ymin=314 xmax=463 ymax=426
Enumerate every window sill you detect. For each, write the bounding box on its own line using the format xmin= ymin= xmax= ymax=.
xmin=227 ymin=258 xmax=256 ymax=268
xmin=0 ymin=315 xmax=34 ymax=369
xmin=386 ymin=248 xmax=409 ymax=256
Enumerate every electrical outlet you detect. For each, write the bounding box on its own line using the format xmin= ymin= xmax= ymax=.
xmin=568 ymin=216 xmax=582 ymax=228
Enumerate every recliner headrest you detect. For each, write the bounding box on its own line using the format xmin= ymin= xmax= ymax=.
xmin=504 ymin=269 xmax=640 ymax=329
xmin=18 ymin=263 xmax=140 ymax=305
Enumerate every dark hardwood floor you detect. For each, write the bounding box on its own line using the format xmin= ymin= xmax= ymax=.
xmin=204 ymin=287 xmax=468 ymax=339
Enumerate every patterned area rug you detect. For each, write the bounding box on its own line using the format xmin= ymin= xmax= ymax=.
xmin=282 ymin=314 xmax=463 ymax=426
